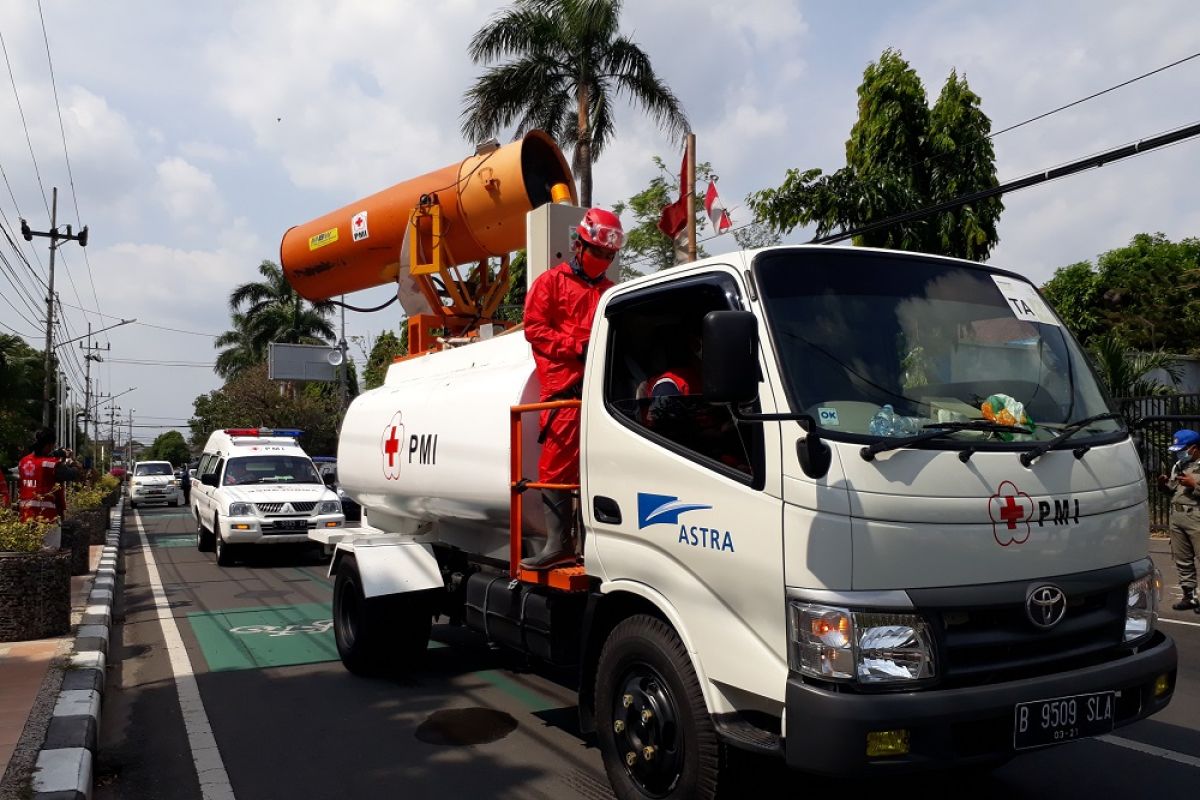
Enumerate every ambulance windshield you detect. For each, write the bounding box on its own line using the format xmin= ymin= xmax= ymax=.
xmin=753 ymin=249 xmax=1123 ymax=447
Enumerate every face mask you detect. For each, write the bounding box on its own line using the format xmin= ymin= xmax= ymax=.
xmin=578 ymin=246 xmax=613 ymax=279
xmin=1177 ymin=449 xmax=1193 ymax=463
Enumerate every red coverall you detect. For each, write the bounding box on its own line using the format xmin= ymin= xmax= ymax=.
xmin=524 ymin=262 xmax=614 ymax=485
xmin=19 ymin=453 xmax=60 ymax=523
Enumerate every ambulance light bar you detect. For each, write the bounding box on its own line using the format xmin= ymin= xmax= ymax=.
xmin=223 ymin=428 xmax=304 ymax=438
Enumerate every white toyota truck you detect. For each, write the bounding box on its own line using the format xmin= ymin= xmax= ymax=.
xmin=280 ymin=134 xmax=1176 ymax=799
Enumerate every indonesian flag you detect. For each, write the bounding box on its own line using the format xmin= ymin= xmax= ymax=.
xmin=656 ymin=151 xmax=689 ymax=239
xmin=704 ymin=180 xmax=732 ymax=234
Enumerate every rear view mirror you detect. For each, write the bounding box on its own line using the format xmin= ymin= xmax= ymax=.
xmin=200 ymin=473 xmax=218 ymax=487
xmin=702 ymin=310 xmax=760 ymax=404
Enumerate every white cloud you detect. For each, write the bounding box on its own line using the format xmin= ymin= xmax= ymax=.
xmin=155 ymin=157 xmax=224 ymax=224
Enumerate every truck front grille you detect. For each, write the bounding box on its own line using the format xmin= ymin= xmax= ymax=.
xmin=255 ymin=502 xmax=316 ymax=514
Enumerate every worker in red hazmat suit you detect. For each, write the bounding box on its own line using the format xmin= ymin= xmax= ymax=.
xmin=521 ymin=207 xmax=624 ymax=569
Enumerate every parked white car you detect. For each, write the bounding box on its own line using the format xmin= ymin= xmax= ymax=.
xmin=191 ymin=428 xmax=344 ymax=566
xmin=129 ymin=461 xmax=183 ymax=508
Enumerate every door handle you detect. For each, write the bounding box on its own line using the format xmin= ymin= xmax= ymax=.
xmin=593 ymin=496 xmax=622 ymax=525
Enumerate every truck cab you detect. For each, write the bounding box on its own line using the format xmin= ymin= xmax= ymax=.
xmin=578 ymin=245 xmax=1173 ymax=779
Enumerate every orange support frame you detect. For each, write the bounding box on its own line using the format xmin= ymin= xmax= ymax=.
xmin=510 ymin=399 xmax=589 ymax=592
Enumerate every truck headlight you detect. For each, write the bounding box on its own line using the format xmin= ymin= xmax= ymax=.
xmin=228 ymin=502 xmax=254 ymax=517
xmin=318 ymin=500 xmax=342 ymax=514
xmin=789 ymin=603 xmax=935 ymax=685
xmin=1125 ymin=571 xmax=1159 ymax=642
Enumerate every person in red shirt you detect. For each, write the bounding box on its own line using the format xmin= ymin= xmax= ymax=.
xmin=19 ymin=429 xmax=80 ymax=548
xmin=521 ymin=207 xmax=624 ymax=570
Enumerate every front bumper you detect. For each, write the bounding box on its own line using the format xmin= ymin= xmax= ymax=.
xmin=131 ymin=485 xmax=180 ymax=503
xmin=220 ymin=514 xmax=344 ymax=544
xmin=783 ymin=631 xmax=1176 ymax=774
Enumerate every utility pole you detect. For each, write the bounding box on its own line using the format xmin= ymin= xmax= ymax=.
xmin=127 ymin=408 xmax=135 ymax=466
xmin=685 ymin=132 xmax=697 ymax=263
xmin=21 ymin=187 xmax=89 ymax=427
xmin=81 ymin=323 xmax=109 ymax=467
xmin=108 ymin=405 xmax=120 ymax=473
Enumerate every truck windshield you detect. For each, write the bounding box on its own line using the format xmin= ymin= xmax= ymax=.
xmin=134 ymin=463 xmax=173 ymax=476
xmin=753 ymin=249 xmax=1122 ymax=447
xmin=221 ymin=456 xmax=322 ymax=486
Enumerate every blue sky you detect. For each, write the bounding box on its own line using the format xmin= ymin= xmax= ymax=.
xmin=1 ymin=0 xmax=1198 ymax=440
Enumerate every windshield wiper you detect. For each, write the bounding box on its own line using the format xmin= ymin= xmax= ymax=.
xmin=861 ymin=421 xmax=1032 ymax=461
xmin=1018 ymin=412 xmax=1125 ymax=467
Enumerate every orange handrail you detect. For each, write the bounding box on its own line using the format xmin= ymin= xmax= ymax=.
xmin=510 ymin=399 xmax=581 ymax=579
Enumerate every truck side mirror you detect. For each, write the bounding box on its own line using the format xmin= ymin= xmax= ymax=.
xmin=702 ymin=310 xmax=760 ymax=404
xmin=323 ymin=473 xmax=336 ymax=488
xmin=200 ymin=473 xmax=218 ymax=487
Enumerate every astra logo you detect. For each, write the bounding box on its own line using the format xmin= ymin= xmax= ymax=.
xmin=637 ymin=493 xmax=712 ymax=528
xmin=636 ymin=492 xmax=735 ymax=553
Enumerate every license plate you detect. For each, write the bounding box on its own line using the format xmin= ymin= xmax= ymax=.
xmin=1014 ymin=691 xmax=1115 ymax=750
xmin=275 ymin=520 xmax=307 ymax=530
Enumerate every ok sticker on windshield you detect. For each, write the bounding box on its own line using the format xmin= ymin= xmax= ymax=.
xmin=991 ymin=276 xmax=1059 ymax=327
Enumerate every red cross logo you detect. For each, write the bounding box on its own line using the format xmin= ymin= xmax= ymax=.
xmin=381 ymin=411 xmax=405 ymax=480
xmin=988 ymin=480 xmax=1033 ymax=547
xmin=354 ymin=215 xmax=363 ymax=227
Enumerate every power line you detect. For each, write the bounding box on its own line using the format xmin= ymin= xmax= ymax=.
xmin=0 ymin=28 xmax=50 ymax=216
xmin=36 ymin=0 xmax=103 ymax=325
xmin=992 ymin=50 xmax=1200 ymax=139
xmin=0 ymin=318 xmax=35 ymax=338
xmin=811 ymin=118 xmax=1200 ymax=245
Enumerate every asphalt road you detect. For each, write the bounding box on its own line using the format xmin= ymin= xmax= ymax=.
xmin=95 ymin=507 xmax=1200 ymax=800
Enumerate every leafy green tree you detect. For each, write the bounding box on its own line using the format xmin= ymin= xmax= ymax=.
xmin=0 ymin=335 xmax=47 ymax=468
xmin=497 ymin=251 xmax=528 ymax=323
xmin=149 ymin=430 xmax=191 ymax=465
xmin=461 ymin=0 xmax=688 ymax=206
xmin=1086 ymin=334 xmax=1181 ymax=426
xmin=748 ymin=49 xmax=1002 ymax=260
xmin=364 ymin=331 xmax=407 ymax=390
xmin=215 ymin=261 xmax=335 ymax=380
xmin=612 ymin=156 xmax=713 ymax=275
xmin=1042 ymin=233 xmax=1200 ymax=351
xmin=188 ymin=364 xmax=342 ymax=455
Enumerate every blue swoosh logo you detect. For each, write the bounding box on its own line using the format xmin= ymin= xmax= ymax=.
xmin=637 ymin=492 xmax=713 ymax=529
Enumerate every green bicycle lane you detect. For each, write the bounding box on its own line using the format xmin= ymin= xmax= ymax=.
xmin=98 ymin=504 xmax=615 ymax=800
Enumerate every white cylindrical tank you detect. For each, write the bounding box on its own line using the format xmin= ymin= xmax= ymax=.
xmin=338 ymin=330 xmax=547 ymax=559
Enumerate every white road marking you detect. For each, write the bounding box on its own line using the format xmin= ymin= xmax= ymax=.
xmin=1158 ymin=616 xmax=1200 ymax=628
xmin=134 ymin=511 xmax=237 ymax=800
xmin=1097 ymin=734 xmax=1200 ymax=769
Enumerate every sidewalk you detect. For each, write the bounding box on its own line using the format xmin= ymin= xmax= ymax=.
xmin=0 ymin=544 xmax=103 ymax=783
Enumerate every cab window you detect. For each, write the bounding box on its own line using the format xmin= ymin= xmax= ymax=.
xmin=603 ymin=274 xmax=763 ymax=484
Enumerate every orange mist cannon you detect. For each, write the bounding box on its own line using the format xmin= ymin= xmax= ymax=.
xmin=280 ymin=130 xmax=576 ymax=353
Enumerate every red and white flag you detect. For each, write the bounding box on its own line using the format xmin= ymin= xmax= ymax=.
xmin=656 ymin=151 xmax=689 ymax=239
xmin=704 ymin=180 xmax=731 ymax=234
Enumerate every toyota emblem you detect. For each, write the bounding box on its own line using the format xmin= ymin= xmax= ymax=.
xmin=1026 ymin=585 xmax=1067 ymax=629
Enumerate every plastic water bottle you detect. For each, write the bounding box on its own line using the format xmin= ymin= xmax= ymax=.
xmin=869 ymin=405 xmax=897 ymax=437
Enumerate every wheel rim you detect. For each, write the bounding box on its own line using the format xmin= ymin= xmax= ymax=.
xmin=609 ymin=663 xmax=683 ymax=796
xmin=335 ymin=575 xmax=359 ymax=650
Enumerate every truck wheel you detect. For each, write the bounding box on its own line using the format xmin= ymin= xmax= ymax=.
xmin=215 ymin=518 xmax=237 ymax=566
xmin=333 ymin=554 xmax=431 ymax=677
xmin=595 ymin=615 xmax=726 ymax=800
xmin=196 ymin=513 xmax=215 ymax=552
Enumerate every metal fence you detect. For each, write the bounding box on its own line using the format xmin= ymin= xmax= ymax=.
xmin=1118 ymin=393 xmax=1200 ymax=529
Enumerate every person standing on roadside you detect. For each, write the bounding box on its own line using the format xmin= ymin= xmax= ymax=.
xmin=19 ymin=428 xmax=80 ymax=549
xmin=1159 ymin=429 xmax=1200 ymax=612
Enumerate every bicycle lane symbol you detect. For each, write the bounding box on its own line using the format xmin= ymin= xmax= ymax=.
xmin=186 ymin=603 xmax=338 ymax=671
xmin=229 ymin=620 xmax=333 ymax=637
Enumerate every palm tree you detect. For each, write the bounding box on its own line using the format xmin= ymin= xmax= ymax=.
xmin=461 ymin=0 xmax=688 ymax=206
xmin=1087 ymin=333 xmax=1182 ymax=400
xmin=214 ymin=261 xmax=335 ymax=379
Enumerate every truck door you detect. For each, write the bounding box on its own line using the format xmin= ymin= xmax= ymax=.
xmin=583 ymin=271 xmax=788 ymax=701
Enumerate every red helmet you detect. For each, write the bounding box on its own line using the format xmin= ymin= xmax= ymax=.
xmin=576 ymin=207 xmax=625 ymax=252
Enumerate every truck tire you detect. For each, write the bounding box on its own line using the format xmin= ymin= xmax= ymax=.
xmin=214 ymin=517 xmax=237 ymax=566
xmin=196 ymin=512 xmax=215 ymax=552
xmin=595 ymin=615 xmax=727 ymax=800
xmin=333 ymin=554 xmax=431 ymax=677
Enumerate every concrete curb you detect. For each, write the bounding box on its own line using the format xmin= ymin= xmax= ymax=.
xmin=31 ymin=499 xmax=123 ymax=800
